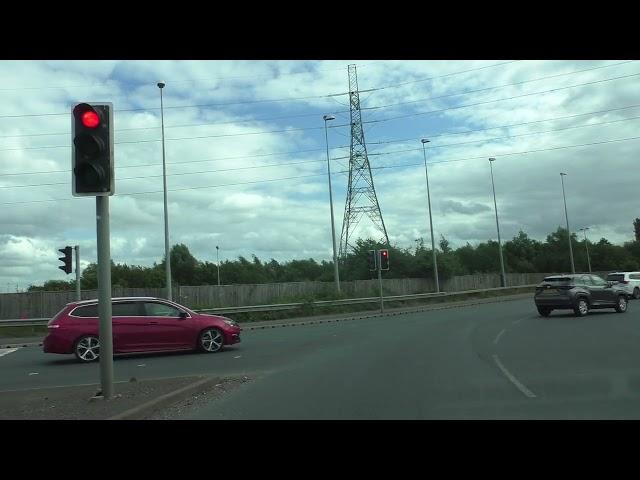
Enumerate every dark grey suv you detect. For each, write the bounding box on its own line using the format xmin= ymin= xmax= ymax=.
xmin=534 ymin=274 xmax=629 ymax=317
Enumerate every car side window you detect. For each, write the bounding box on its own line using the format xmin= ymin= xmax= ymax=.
xmin=112 ymin=302 xmax=142 ymax=317
xmin=580 ymin=275 xmax=592 ymax=286
xmin=143 ymin=302 xmax=181 ymax=317
xmin=72 ymin=304 xmax=98 ymax=317
xmin=591 ymin=275 xmax=607 ymax=287
xmin=631 ymin=274 xmax=640 ymax=280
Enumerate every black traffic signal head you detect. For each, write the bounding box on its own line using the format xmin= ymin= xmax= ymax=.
xmin=58 ymin=246 xmax=72 ymax=274
xmin=368 ymin=249 xmax=377 ymax=271
xmin=380 ymin=249 xmax=389 ymax=270
xmin=72 ymin=102 xmax=114 ymax=196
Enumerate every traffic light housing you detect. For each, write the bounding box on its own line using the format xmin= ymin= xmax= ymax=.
xmin=72 ymin=102 xmax=114 ymax=196
xmin=368 ymin=250 xmax=377 ymax=271
xmin=58 ymin=246 xmax=72 ymax=274
xmin=379 ymin=249 xmax=389 ymax=271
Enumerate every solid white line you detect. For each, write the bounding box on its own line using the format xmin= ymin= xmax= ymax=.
xmin=0 ymin=348 xmax=19 ymax=357
xmin=493 ymin=329 xmax=506 ymax=345
xmin=492 ymin=354 xmax=536 ymax=398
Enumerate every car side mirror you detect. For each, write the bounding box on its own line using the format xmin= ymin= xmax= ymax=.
xmin=179 ymin=311 xmax=188 ymax=319
xmin=606 ymin=281 xmax=614 ymax=288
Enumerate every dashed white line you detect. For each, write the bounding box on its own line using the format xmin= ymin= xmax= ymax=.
xmin=0 ymin=347 xmax=19 ymax=357
xmin=493 ymin=329 xmax=506 ymax=345
xmin=492 ymin=354 xmax=536 ymax=398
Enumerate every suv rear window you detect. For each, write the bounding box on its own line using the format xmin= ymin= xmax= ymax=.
xmin=607 ymin=274 xmax=625 ymax=282
xmin=543 ymin=277 xmax=573 ymax=284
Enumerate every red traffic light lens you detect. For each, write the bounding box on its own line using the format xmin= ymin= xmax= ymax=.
xmin=382 ymin=251 xmax=388 ymax=256
xmin=81 ymin=111 xmax=100 ymax=128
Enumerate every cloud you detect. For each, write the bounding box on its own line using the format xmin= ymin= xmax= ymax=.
xmin=0 ymin=59 xmax=638 ymax=290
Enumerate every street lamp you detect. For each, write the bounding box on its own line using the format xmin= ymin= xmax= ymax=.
xmin=489 ymin=158 xmax=507 ymax=287
xmin=158 ymin=80 xmax=172 ymax=301
xmin=560 ymin=173 xmax=576 ymax=274
xmin=421 ymin=139 xmax=439 ymax=293
xmin=579 ymin=227 xmax=592 ymax=273
xmin=216 ymin=245 xmax=221 ymax=286
xmin=323 ymin=114 xmax=341 ymax=294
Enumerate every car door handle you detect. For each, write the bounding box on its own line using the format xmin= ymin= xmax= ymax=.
xmin=148 ymin=321 xmax=158 ymax=325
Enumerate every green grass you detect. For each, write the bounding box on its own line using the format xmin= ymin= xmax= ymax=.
xmin=0 ymin=326 xmax=47 ymax=338
xmin=0 ymin=286 xmax=534 ymax=334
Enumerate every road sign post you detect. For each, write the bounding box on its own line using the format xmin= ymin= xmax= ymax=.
xmin=74 ymin=245 xmax=81 ymax=301
xmin=378 ymin=250 xmax=384 ymax=313
xmin=96 ymin=196 xmax=113 ymax=399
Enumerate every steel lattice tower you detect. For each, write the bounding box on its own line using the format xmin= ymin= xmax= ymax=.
xmin=339 ymin=64 xmax=390 ymax=258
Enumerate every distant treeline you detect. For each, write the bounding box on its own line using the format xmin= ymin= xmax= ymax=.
xmin=28 ymin=222 xmax=640 ymax=292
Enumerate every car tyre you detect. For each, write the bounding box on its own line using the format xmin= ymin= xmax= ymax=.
xmin=74 ymin=335 xmax=100 ymax=362
xmin=537 ymin=307 xmax=552 ymax=317
xmin=633 ymin=288 xmax=640 ymax=300
xmin=574 ymin=298 xmax=589 ymax=317
xmin=198 ymin=328 xmax=224 ymax=353
xmin=615 ymin=295 xmax=628 ymax=313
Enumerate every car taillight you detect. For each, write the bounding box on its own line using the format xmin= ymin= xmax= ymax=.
xmin=622 ymin=281 xmax=629 ymax=284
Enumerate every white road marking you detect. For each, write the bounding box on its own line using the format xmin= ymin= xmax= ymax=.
xmin=492 ymin=354 xmax=536 ymax=398
xmin=137 ymin=364 xmax=146 ymax=367
xmin=28 ymin=372 xmax=39 ymax=376
xmin=0 ymin=348 xmax=19 ymax=357
xmin=234 ymin=355 xmax=242 ymax=359
xmin=493 ymin=329 xmax=506 ymax=345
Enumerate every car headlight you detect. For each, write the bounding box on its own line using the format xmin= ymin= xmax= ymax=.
xmin=223 ymin=319 xmax=238 ymax=327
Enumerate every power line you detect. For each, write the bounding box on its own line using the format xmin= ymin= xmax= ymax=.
xmin=360 ymin=61 xmax=635 ymax=112
xmin=0 ymin=60 xmax=519 ymax=120
xmin=1 ymin=134 xmax=638 ymax=205
xmin=341 ymin=71 xmax=640 ymax=127
xmin=365 ymin=104 xmax=640 ymax=146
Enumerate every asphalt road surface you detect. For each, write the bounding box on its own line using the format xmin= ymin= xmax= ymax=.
xmin=2 ymin=297 xmax=640 ymax=419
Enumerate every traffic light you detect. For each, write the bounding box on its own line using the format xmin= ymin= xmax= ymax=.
xmin=72 ymin=102 xmax=114 ymax=196
xmin=58 ymin=246 xmax=72 ymax=274
xmin=379 ymin=249 xmax=390 ymax=271
xmin=368 ymin=250 xmax=377 ymax=271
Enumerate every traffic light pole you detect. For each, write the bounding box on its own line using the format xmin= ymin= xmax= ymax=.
xmin=378 ymin=250 xmax=384 ymax=314
xmin=74 ymin=245 xmax=81 ymax=301
xmin=96 ymin=196 xmax=113 ymax=399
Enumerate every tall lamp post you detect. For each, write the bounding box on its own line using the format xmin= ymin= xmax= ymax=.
xmin=560 ymin=172 xmax=576 ymax=274
xmin=489 ymin=158 xmax=507 ymax=287
xmin=579 ymin=227 xmax=592 ymax=273
xmin=216 ymin=245 xmax=221 ymax=286
xmin=421 ymin=139 xmax=439 ymax=293
xmin=323 ymin=114 xmax=340 ymax=294
xmin=158 ymin=80 xmax=172 ymax=301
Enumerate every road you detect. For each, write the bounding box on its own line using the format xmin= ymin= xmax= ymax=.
xmin=2 ymin=296 xmax=640 ymax=419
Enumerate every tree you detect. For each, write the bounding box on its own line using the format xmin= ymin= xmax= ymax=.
xmin=634 ymin=218 xmax=640 ymax=242
xmin=439 ymin=235 xmax=452 ymax=254
xmin=167 ymin=244 xmax=199 ymax=286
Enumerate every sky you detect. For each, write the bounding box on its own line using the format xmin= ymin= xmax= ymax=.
xmin=0 ymin=59 xmax=638 ymax=291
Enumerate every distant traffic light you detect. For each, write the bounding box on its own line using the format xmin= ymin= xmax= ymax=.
xmin=72 ymin=102 xmax=114 ymax=196
xmin=368 ymin=250 xmax=377 ymax=271
xmin=379 ymin=249 xmax=389 ymax=271
xmin=58 ymin=246 xmax=72 ymax=274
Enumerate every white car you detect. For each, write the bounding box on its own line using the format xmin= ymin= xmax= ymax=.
xmin=606 ymin=272 xmax=640 ymax=299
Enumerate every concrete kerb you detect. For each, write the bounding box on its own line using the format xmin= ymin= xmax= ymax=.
xmin=108 ymin=375 xmax=221 ymax=420
xmin=0 ymin=341 xmax=42 ymax=349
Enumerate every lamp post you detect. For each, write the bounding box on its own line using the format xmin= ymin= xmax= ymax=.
xmin=421 ymin=139 xmax=439 ymax=293
xmin=489 ymin=158 xmax=507 ymax=287
xmin=560 ymin=173 xmax=576 ymax=274
xmin=579 ymin=227 xmax=592 ymax=273
xmin=323 ymin=114 xmax=340 ymax=294
xmin=216 ymin=245 xmax=221 ymax=286
xmin=158 ymin=80 xmax=172 ymax=301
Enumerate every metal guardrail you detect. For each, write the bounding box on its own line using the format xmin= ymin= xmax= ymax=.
xmin=0 ymin=284 xmax=536 ymax=327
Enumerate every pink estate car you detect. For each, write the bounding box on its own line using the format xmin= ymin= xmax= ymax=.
xmin=43 ymin=297 xmax=241 ymax=362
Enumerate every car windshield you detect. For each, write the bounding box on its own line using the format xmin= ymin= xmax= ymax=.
xmin=607 ymin=274 xmax=625 ymax=282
